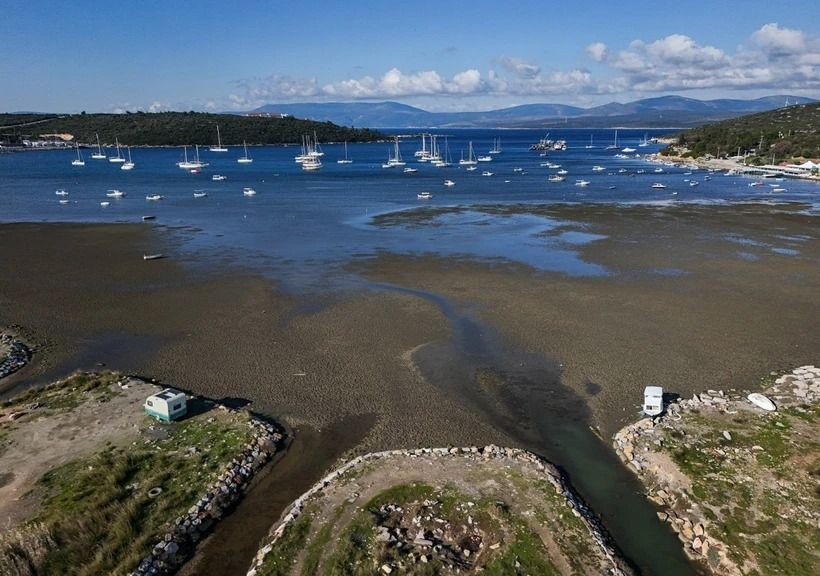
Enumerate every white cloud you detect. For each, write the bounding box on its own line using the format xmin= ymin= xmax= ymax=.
xmin=585 ymin=42 xmax=608 ymax=62
xmin=498 ymin=56 xmax=541 ymax=78
xmin=753 ymin=23 xmax=807 ymax=56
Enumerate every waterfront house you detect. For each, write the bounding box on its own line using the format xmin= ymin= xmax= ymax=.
xmin=144 ymin=388 xmax=187 ymax=421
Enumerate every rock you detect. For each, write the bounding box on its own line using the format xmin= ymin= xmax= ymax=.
xmin=419 ymin=554 xmax=428 ymax=564
xmin=692 ymin=537 xmax=702 ymax=550
xmin=701 ymin=539 xmax=710 ymax=556
xmin=381 ymin=564 xmax=393 ymax=574
xmin=694 ymin=523 xmax=705 ymax=537
xmin=722 ymin=431 xmax=732 ymax=441
xmin=656 ymin=511 xmax=669 ymax=522
xmin=681 ymin=525 xmax=694 ymax=540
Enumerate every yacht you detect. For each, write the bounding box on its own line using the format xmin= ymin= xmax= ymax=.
xmin=458 ymin=141 xmax=478 ymax=166
xmin=417 ymin=191 xmax=433 ymax=200
xmin=71 ymin=143 xmax=85 ymax=166
xmin=443 ymin=179 xmax=455 ymax=187
xmin=575 ymin=179 xmax=590 ymax=187
xmin=302 ymin=156 xmax=322 ymax=171
xmin=91 ymin=133 xmax=106 ymax=159
xmin=106 ymin=189 xmax=125 ymax=198
xmin=382 ymin=136 xmax=405 ymax=168
xmin=209 ymin=125 xmax=228 ymax=152
xmin=146 ymin=194 xmax=163 ymax=201
xmin=121 ymin=147 xmax=135 ymax=170
xmin=651 ymin=183 xmax=667 ymax=189
xmin=337 ymin=141 xmax=353 ymax=164
xmin=109 ymin=138 xmax=126 ymax=163
xmin=548 ymin=174 xmax=565 ymax=182
xmin=212 ymin=174 xmax=226 ymax=181
xmin=237 ymin=141 xmax=253 ymax=164
xmin=243 ymin=187 xmax=257 ymax=196
xmin=477 ymin=155 xmax=492 ymax=162
xmin=176 ymin=145 xmax=208 ymax=170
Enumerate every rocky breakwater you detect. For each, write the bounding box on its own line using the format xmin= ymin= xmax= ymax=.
xmin=613 ymin=365 xmax=820 ymax=575
xmin=130 ymin=416 xmax=285 ymax=576
xmin=0 ymin=332 xmax=31 ymax=379
xmin=246 ymin=445 xmax=629 ymax=576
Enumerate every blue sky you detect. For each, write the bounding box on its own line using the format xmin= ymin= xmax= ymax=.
xmin=2 ymin=0 xmax=818 ymax=113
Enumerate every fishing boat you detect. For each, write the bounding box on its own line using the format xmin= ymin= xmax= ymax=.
xmin=145 ymin=194 xmax=163 ymax=201
xmin=91 ymin=133 xmax=107 ymax=159
xmin=121 ymin=147 xmax=135 ymax=170
xmin=106 ymin=189 xmax=125 ymax=197
xmin=443 ymin=179 xmax=455 ymax=187
xmin=337 ymin=141 xmax=353 ymax=164
xmin=481 ymin=171 xmax=494 ymax=177
xmin=651 ymin=183 xmax=667 ymax=189
xmin=237 ymin=141 xmax=253 ymax=164
xmin=575 ymin=179 xmax=590 ymax=187
xmin=242 ymin=187 xmax=257 ymax=196
xmin=417 ymin=191 xmax=433 ymax=200
xmin=109 ymin=138 xmax=126 ymax=163
xmin=209 ymin=125 xmax=228 ymax=152
xmin=212 ymin=174 xmax=226 ymax=181
xmin=193 ymin=191 xmax=208 ymax=198
xmin=71 ymin=143 xmax=85 ymax=166
xmin=458 ymin=141 xmax=478 ymax=166
xmin=489 ymin=137 xmax=502 ymax=155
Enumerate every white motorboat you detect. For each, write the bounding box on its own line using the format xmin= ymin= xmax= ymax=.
xmin=557 ymin=169 xmax=568 ymax=175
xmin=143 ymin=254 xmax=164 ymax=261
xmin=651 ymin=183 xmax=667 ymax=189
xmin=71 ymin=143 xmax=85 ymax=166
xmin=466 ymin=166 xmax=477 ymax=172
xmin=243 ymin=187 xmax=257 ymax=196
xmin=592 ymin=165 xmax=606 ymax=172
xmin=654 ymin=167 xmax=664 ymax=173
xmin=689 ymin=181 xmax=699 ymax=187
xmin=575 ymin=179 xmax=590 ymax=187
xmin=91 ymin=133 xmax=106 ymax=159
xmin=481 ymin=171 xmax=494 ymax=177
xmin=642 ymin=386 xmax=664 ymax=416
xmin=109 ymin=138 xmax=126 ymax=163
xmin=337 ymin=141 xmax=353 ymax=164
xmin=121 ymin=146 xmax=135 ymax=170
xmin=443 ymin=179 xmax=455 ymax=187
xmin=193 ymin=191 xmax=208 ymax=198
xmin=403 ymin=167 xmax=417 ymax=173
xmin=513 ymin=167 xmax=524 ymax=173
xmin=106 ymin=189 xmax=125 ymax=198
xmin=622 ymin=147 xmax=636 ymax=153
xmin=55 ymin=189 xmax=68 ymax=196
xmin=548 ymin=175 xmax=565 ymax=182
xmin=59 ymin=199 xmax=70 ymax=204
xmin=100 ymin=201 xmax=110 ymax=207
xmin=209 ymin=125 xmax=228 ymax=152
xmin=237 ymin=141 xmax=253 ymax=164
xmin=145 ymin=194 xmax=162 ymax=201
xmin=477 ymin=155 xmax=492 ymax=162
xmin=212 ymin=174 xmax=226 ymax=181
xmin=417 ymin=191 xmax=433 ymax=200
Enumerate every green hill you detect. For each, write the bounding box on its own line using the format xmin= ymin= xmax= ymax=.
xmin=661 ymin=103 xmax=820 ymax=164
xmin=0 ymin=112 xmax=383 ymax=147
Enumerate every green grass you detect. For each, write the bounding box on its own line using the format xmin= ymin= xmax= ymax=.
xmin=482 ymin=516 xmax=560 ymax=576
xmin=10 ymin=411 xmax=254 ymax=576
xmin=1 ymin=372 xmax=122 ymax=411
xmin=256 ymin=511 xmax=313 ymax=576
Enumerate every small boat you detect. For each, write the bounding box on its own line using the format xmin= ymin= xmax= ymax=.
xmin=403 ymin=167 xmax=418 ymax=173
xmin=209 ymin=125 xmax=228 ymax=152
xmin=59 ymin=199 xmax=70 ymax=205
xmin=592 ymin=165 xmax=605 ymax=172
xmin=585 ymin=134 xmax=594 ymax=149
xmin=575 ymin=179 xmax=590 ymax=187
xmin=643 ymin=386 xmax=664 ymax=416
xmin=193 ymin=191 xmax=208 ymax=198
xmin=557 ymin=169 xmax=568 ymax=175
xmin=618 ymin=168 xmax=627 ymax=173
xmin=747 ymin=393 xmax=776 ymax=411
xmin=141 ymin=215 xmax=156 ymax=221
xmin=100 ymin=201 xmax=110 ymax=207
xmin=749 ymin=181 xmax=765 ymax=187
xmin=71 ymin=143 xmax=85 ymax=166
xmin=481 ymin=171 xmax=494 ymax=177
xmin=109 ymin=138 xmax=126 ymax=163
xmin=143 ymin=254 xmax=164 ymax=261
xmin=622 ymin=147 xmax=636 ymax=153
xmin=417 ymin=191 xmax=433 ymax=200
xmin=337 ymin=141 xmax=353 ymax=164
xmin=212 ymin=174 xmax=226 ymax=181
xmin=106 ymin=189 xmax=125 ymax=197
xmin=466 ymin=166 xmax=477 ymax=172
xmin=689 ymin=181 xmax=699 ymax=187
xmin=654 ymin=167 xmax=664 ymax=173
xmin=513 ymin=167 xmax=524 ymax=173
xmin=477 ymin=155 xmax=492 ymax=162
xmin=237 ymin=141 xmax=253 ymax=164
xmin=55 ymin=189 xmax=68 ymax=196
xmin=243 ymin=187 xmax=256 ymax=196
xmin=651 ymin=183 xmax=667 ymax=189
xmin=772 ymin=187 xmax=787 ymax=193
xmin=121 ymin=147 xmax=135 ymax=170
xmin=145 ymin=194 xmax=162 ymax=201
xmin=443 ymin=179 xmax=455 ymax=187
xmin=91 ymin=133 xmax=106 ymax=159
xmin=608 ymin=186 xmax=617 ymax=190
xmin=548 ymin=175 xmax=565 ymax=182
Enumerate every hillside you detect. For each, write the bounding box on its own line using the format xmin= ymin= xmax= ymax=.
xmin=0 ymin=112 xmax=383 ymax=147
xmin=253 ymin=95 xmax=815 ymax=128
xmin=660 ymin=103 xmax=820 ymax=163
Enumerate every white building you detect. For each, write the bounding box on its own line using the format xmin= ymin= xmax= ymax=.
xmin=144 ymin=388 xmax=187 ymax=421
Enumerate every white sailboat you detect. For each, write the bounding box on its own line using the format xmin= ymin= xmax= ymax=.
xmin=308 ymin=131 xmax=324 ymax=157
xmin=585 ymin=134 xmax=595 ymax=149
xmin=489 ymin=137 xmax=502 ymax=155
xmin=109 ymin=138 xmax=126 ymax=163
xmin=71 ymin=142 xmax=85 ymax=166
xmin=337 ymin=141 xmax=353 ymax=164
xmin=237 ymin=141 xmax=253 ymax=164
xmin=176 ymin=145 xmax=208 ymax=170
xmin=605 ymin=130 xmax=618 ymax=150
xmin=209 ymin=125 xmax=228 ymax=152
xmin=91 ymin=133 xmax=106 ymax=159
xmin=382 ymin=136 xmax=405 ymax=168
xmin=414 ymin=133 xmax=430 ymax=159
xmin=458 ymin=141 xmax=478 ymax=166
xmin=639 ymin=133 xmax=650 ymax=147
xmin=301 ymin=135 xmax=322 ymax=170
xmin=121 ymin=147 xmax=135 ymax=170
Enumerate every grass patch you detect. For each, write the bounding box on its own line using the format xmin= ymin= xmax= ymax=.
xmin=1 ymin=372 xmax=122 ymax=411
xmin=482 ymin=515 xmax=560 ymax=576
xmin=257 ymin=510 xmax=313 ymax=576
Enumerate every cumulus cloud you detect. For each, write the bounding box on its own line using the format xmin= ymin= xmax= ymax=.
xmin=585 ymin=42 xmax=608 ymax=62
xmin=753 ymin=23 xmax=807 ymax=56
xmin=498 ymin=56 xmax=541 ymax=78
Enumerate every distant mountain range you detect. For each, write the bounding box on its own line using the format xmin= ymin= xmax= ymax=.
xmin=253 ymin=95 xmax=817 ymax=129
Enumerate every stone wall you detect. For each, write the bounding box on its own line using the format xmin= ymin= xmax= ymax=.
xmin=0 ymin=332 xmax=31 ymax=380
xmin=246 ymin=445 xmax=627 ymax=576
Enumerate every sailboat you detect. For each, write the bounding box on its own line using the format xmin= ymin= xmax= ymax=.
xmin=605 ymin=130 xmax=618 ymax=150
xmin=71 ymin=142 xmax=85 ymax=166
xmin=382 ymin=136 xmax=405 ymax=168
xmin=337 ymin=141 xmax=353 ymax=164
xmin=121 ymin=147 xmax=135 ymax=170
xmin=638 ymin=133 xmax=649 ymax=147
xmin=308 ymin=131 xmax=324 ymax=157
xmin=176 ymin=145 xmax=208 ymax=170
xmin=414 ymin=133 xmax=430 ymax=159
xmin=109 ymin=138 xmax=126 ymax=163
xmin=209 ymin=125 xmax=228 ymax=152
xmin=489 ymin=137 xmax=502 ymax=155
xmin=301 ymin=135 xmax=322 ymax=170
xmin=237 ymin=141 xmax=253 ymax=164
xmin=91 ymin=133 xmax=106 ymax=159
xmin=585 ymin=134 xmax=595 ymax=149
xmin=458 ymin=141 xmax=478 ymax=166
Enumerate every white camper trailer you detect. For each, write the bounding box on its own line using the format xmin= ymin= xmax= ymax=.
xmin=642 ymin=386 xmax=664 ymax=416
xmin=144 ymin=388 xmax=187 ymax=422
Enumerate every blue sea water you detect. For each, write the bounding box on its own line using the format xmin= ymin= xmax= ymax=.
xmin=2 ymin=128 xmax=817 ymax=287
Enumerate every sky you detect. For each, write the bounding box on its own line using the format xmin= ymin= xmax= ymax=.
xmin=1 ymin=0 xmax=818 ymax=113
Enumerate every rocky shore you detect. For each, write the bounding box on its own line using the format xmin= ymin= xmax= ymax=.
xmin=130 ymin=415 xmax=285 ymax=576
xmin=247 ymin=445 xmax=629 ymax=576
xmin=613 ymin=365 xmax=820 ymax=575
xmin=0 ymin=332 xmax=31 ymax=380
